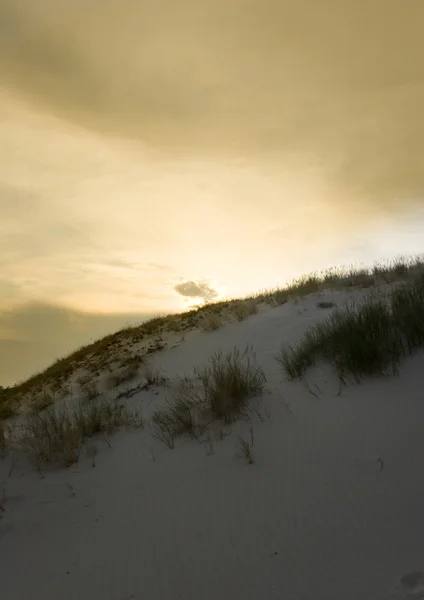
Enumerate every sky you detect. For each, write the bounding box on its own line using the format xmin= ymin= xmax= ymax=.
xmin=1 ymin=0 xmax=424 ymax=385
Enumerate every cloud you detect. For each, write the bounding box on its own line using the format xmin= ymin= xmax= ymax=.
xmin=0 ymin=0 xmax=423 ymax=207
xmin=0 ymin=183 xmax=99 ymax=267
xmin=174 ymin=280 xmax=219 ymax=302
xmin=0 ymin=301 xmax=155 ymax=386
xmin=98 ymin=258 xmax=173 ymax=274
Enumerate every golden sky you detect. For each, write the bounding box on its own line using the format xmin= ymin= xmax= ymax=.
xmin=1 ymin=0 xmax=424 ymax=384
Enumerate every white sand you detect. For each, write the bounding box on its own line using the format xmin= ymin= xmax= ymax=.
xmin=1 ymin=287 xmax=424 ymax=599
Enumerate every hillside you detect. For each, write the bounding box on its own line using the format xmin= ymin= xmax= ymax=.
xmin=1 ymin=256 xmax=424 ymax=600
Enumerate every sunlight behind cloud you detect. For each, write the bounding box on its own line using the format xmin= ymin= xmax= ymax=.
xmin=1 ymin=0 xmax=424 ymax=385
xmin=2 ymin=88 xmax=424 ymax=317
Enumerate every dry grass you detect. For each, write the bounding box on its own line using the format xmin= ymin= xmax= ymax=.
xmin=140 ymin=363 xmax=164 ymax=387
xmin=114 ymin=365 xmax=140 ymax=386
xmin=76 ymin=373 xmax=92 ymax=388
xmin=30 ymin=392 xmax=55 ymax=413
xmin=151 ymin=407 xmax=182 ymax=448
xmin=152 ymin=396 xmax=211 ymax=448
xmin=1 ymin=324 xmax=153 ymax=411
xmin=278 ymin=272 xmax=424 ymax=383
xmin=152 ymin=345 xmax=266 ymax=448
xmin=196 ymin=346 xmax=266 ymax=421
xmin=119 ymin=353 xmax=145 ymax=370
xmin=165 ymin=316 xmax=185 ymax=333
xmin=80 ymin=382 xmax=99 ymax=403
xmin=0 ymin=397 xmax=18 ymax=420
xmin=231 ymin=299 xmax=259 ymax=322
xmin=3 ymin=254 xmax=423 ymax=417
xmin=0 ymin=421 xmax=5 ymax=455
xmin=19 ymin=396 xmax=142 ymax=467
xmin=21 ymin=409 xmax=80 ymax=466
xmin=121 ymin=364 xmax=140 ymax=383
xmin=106 ymin=356 xmax=145 ymax=389
xmin=199 ymin=311 xmax=223 ymax=332
xmin=107 ymin=372 xmax=123 ymax=389
xmin=258 ymin=254 xmax=424 ymax=306
xmin=237 ymin=434 xmax=254 ymax=464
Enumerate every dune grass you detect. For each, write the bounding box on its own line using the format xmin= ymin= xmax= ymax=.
xmin=152 ymin=345 xmax=266 ymax=447
xmin=231 ymin=299 xmax=259 ymax=322
xmin=151 ymin=393 xmax=198 ymax=448
xmin=196 ymin=346 xmax=266 ymax=420
xmin=142 ymin=363 xmax=166 ymax=388
xmin=29 ymin=391 xmax=55 ymax=413
xmin=238 ymin=434 xmax=254 ymax=464
xmin=119 ymin=353 xmax=145 ymax=370
xmin=2 ymin=254 xmax=423 ymax=417
xmin=0 ymin=397 xmax=16 ymax=420
xmin=278 ymin=272 xmax=424 ymax=382
xmin=80 ymin=381 xmax=99 ymax=403
xmin=2 ymin=253 xmax=422 ymax=470
xmin=199 ymin=311 xmax=222 ymax=331
xmin=18 ymin=396 xmax=142 ymax=467
xmin=258 ymin=254 xmax=424 ymax=305
xmin=0 ymin=421 xmax=5 ymax=455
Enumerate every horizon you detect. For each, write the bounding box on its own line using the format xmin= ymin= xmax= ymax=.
xmin=2 ymin=253 xmax=423 ymax=389
xmin=1 ymin=0 xmax=424 ymax=385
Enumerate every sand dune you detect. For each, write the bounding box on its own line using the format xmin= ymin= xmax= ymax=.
xmin=1 ymin=280 xmax=424 ymax=600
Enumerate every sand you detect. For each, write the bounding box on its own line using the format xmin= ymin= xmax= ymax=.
xmin=1 ymin=286 xmax=423 ymax=600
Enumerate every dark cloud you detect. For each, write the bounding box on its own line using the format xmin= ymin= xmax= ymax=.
xmin=1 ymin=0 xmax=423 ymax=207
xmin=0 ymin=301 xmax=156 ymax=386
xmin=174 ymin=281 xmax=218 ymax=302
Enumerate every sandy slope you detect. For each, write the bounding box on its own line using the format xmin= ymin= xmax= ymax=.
xmin=1 ymin=287 xmax=424 ymax=600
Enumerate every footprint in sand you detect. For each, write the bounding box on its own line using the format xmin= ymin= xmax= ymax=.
xmin=400 ymin=572 xmax=424 ymax=598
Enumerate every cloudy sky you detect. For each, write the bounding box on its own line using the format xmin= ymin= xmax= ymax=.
xmin=1 ymin=0 xmax=423 ymax=385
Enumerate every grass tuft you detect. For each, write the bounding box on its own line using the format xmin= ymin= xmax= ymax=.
xmin=196 ymin=346 xmax=266 ymax=421
xmin=20 ymin=396 xmax=140 ymax=467
xmin=391 ymin=274 xmax=424 ymax=352
xmin=199 ymin=311 xmax=222 ymax=332
xmin=151 ymin=345 xmax=266 ymax=447
xmin=0 ymin=421 xmax=5 ymax=454
xmin=81 ymin=382 xmax=99 ymax=403
xmin=119 ymin=353 xmax=145 ymax=369
xmin=76 ymin=373 xmax=92 ymax=388
xmin=151 ymin=410 xmax=175 ymax=448
xmin=0 ymin=400 xmax=17 ymax=420
xmin=277 ymin=273 xmax=424 ymax=383
xmin=238 ymin=434 xmax=254 ymax=464
xmin=142 ymin=363 xmax=166 ymax=388
xmin=31 ymin=392 xmax=55 ymax=413
xmin=232 ymin=299 xmax=259 ymax=322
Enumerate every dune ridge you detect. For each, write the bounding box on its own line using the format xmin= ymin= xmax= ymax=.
xmin=1 ymin=256 xmax=424 ymax=599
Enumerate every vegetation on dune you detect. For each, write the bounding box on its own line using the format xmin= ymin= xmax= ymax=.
xmin=18 ymin=396 xmax=142 ymax=467
xmin=0 ymin=420 xmax=5 ymax=455
xmin=199 ymin=311 xmax=223 ymax=332
xmin=0 ymin=255 xmax=423 ymax=469
xmin=232 ymin=299 xmax=259 ymax=322
xmin=197 ymin=346 xmax=266 ymax=421
xmin=152 ymin=345 xmax=266 ymax=448
xmin=278 ymin=272 xmax=424 ymax=382
xmin=1 ymin=254 xmax=423 ymax=419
